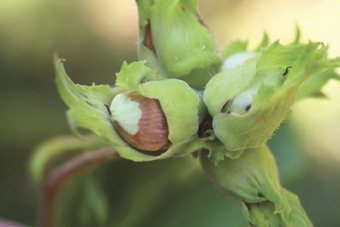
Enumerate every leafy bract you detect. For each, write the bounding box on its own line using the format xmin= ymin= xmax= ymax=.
xmin=205 ymin=41 xmax=340 ymax=151
xmin=137 ymin=0 xmax=222 ymax=90
xmin=200 ymin=145 xmax=285 ymax=214
xmin=184 ymin=129 xmax=243 ymax=165
xmin=295 ymin=68 xmax=340 ymax=101
xmin=241 ymin=188 xmax=313 ymax=227
xmin=55 ymin=56 xmax=205 ymax=161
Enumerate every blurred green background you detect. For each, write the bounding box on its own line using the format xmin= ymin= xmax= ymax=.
xmin=1 ymin=0 xmax=340 ymax=226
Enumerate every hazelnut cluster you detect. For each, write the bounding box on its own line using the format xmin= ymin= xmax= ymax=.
xmin=52 ymin=0 xmax=340 ymax=225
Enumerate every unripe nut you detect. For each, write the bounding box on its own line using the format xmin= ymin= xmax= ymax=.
xmin=109 ymin=91 xmax=171 ymax=151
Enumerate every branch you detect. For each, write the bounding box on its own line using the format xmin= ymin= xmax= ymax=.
xmin=40 ymin=147 xmax=120 ymax=227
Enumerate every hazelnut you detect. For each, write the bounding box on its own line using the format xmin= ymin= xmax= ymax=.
xmin=109 ymin=91 xmax=171 ymax=151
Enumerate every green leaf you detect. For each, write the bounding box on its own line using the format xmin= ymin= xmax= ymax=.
xmin=200 ymin=145 xmax=285 ymax=214
xmin=205 ymin=41 xmax=340 ymax=151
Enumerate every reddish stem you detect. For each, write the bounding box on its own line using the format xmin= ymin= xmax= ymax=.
xmin=40 ymin=147 xmax=120 ymax=227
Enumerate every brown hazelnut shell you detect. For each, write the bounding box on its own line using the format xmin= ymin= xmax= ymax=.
xmin=113 ymin=91 xmax=171 ymax=151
